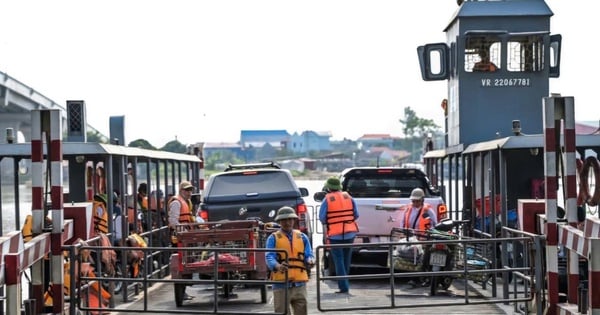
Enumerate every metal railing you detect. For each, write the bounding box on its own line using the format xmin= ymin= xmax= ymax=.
xmin=315 ymin=233 xmax=542 ymax=312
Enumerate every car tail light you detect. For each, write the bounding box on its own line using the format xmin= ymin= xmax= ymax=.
xmin=433 ymin=243 xmax=447 ymax=250
xmin=437 ymin=204 xmax=448 ymax=220
xmin=296 ymin=204 xmax=308 ymax=230
xmin=199 ymin=210 xmax=208 ymax=221
xmin=297 ymin=203 xmax=307 ymax=215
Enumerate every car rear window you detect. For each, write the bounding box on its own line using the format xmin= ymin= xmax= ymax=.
xmin=209 ymin=171 xmax=297 ymax=196
xmin=342 ymin=169 xmax=431 ymax=198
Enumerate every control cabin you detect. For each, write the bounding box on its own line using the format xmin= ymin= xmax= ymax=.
xmin=418 ymin=0 xmax=599 ymax=225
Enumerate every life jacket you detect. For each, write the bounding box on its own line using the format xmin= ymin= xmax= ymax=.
xmin=43 ymin=260 xmax=71 ymax=306
xmin=21 ymin=214 xmax=34 ymax=242
xmin=74 ymin=238 xmax=111 ymax=315
xmin=126 ymin=233 xmax=147 ymax=277
xmin=325 ymin=191 xmax=358 ymax=237
xmin=92 ymin=201 xmax=109 ymax=234
xmin=81 ymin=267 xmax=111 ymax=315
xmin=138 ymin=194 xmax=149 ymax=210
xmin=168 ymin=195 xmax=193 ymax=223
xmin=270 ymin=230 xmax=309 ymax=282
xmin=98 ymin=233 xmax=117 ymax=276
xmin=86 ymin=165 xmax=94 ymax=201
xmin=403 ymin=203 xmax=434 ymax=231
xmin=21 ymin=214 xmax=52 ymax=243
xmin=149 ymin=193 xmax=163 ymax=211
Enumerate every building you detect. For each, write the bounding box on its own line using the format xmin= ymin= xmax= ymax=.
xmin=289 ymin=130 xmax=332 ymax=154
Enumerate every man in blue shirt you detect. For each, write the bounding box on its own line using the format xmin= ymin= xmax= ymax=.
xmin=318 ymin=177 xmax=359 ymax=294
xmin=265 ymin=206 xmax=315 ymax=315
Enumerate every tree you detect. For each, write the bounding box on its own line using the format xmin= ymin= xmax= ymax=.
xmin=129 ymin=139 xmax=156 ymax=150
xmin=161 ymin=139 xmax=187 ymax=153
xmin=86 ymin=130 xmax=108 ymax=143
xmin=398 ymin=107 xmax=440 ymax=138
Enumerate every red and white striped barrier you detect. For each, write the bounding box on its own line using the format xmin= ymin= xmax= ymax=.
xmin=543 ymin=96 xmax=576 ymax=314
xmin=48 ymin=109 xmax=65 ymax=315
xmin=0 ymin=231 xmax=24 ymax=286
xmin=29 ymin=109 xmax=66 ymax=315
xmin=4 ymin=233 xmax=51 ymax=315
xmin=557 ymin=217 xmax=600 ymax=315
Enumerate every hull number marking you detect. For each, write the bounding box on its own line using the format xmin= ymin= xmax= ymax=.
xmin=481 ymin=78 xmax=530 ymax=87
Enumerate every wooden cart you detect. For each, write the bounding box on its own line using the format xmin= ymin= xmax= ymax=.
xmin=169 ymin=220 xmax=274 ymax=306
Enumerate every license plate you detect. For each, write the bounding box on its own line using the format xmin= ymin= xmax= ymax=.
xmin=430 ymin=252 xmax=447 ymax=266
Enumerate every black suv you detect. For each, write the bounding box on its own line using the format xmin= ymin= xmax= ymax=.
xmin=198 ymin=162 xmax=312 ymax=243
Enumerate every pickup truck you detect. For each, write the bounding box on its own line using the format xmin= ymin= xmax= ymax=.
xmin=197 ymin=162 xmax=312 ymax=245
xmin=315 ymin=166 xmax=447 ymax=275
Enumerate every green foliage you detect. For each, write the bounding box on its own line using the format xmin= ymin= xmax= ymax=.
xmin=161 ymin=140 xmax=187 ymax=153
xmin=86 ymin=130 xmax=108 ymax=143
xmin=129 ymin=139 xmax=157 ymax=150
xmin=398 ymin=106 xmax=441 ymax=138
xmin=204 ymin=151 xmax=245 ymax=170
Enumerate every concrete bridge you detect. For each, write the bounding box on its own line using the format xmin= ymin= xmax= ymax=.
xmin=0 ymin=70 xmax=67 ymax=142
xmin=0 ymin=70 xmax=103 ymax=143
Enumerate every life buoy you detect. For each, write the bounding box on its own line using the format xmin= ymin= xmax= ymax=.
xmin=580 ymin=156 xmax=600 ymax=207
xmin=576 ymin=158 xmax=586 ymax=206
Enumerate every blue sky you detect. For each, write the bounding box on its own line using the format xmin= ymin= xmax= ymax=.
xmin=1 ymin=0 xmax=596 ymax=146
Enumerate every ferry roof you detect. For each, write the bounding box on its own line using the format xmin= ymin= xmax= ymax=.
xmin=0 ymin=142 xmax=200 ymax=162
xmin=444 ymin=0 xmax=553 ymax=31
xmin=423 ymin=134 xmax=600 ymax=157
xmin=462 ymin=134 xmax=600 ymax=154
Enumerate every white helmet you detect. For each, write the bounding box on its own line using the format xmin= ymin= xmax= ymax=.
xmin=409 ymin=188 xmax=425 ymax=200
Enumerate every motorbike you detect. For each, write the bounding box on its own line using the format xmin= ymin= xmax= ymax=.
xmin=421 ymin=216 xmax=462 ymax=296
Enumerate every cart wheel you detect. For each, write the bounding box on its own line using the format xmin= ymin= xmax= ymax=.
xmin=440 ymin=276 xmax=453 ymax=290
xmin=260 ymin=284 xmax=268 ymax=303
xmin=174 ymin=283 xmax=185 ymax=307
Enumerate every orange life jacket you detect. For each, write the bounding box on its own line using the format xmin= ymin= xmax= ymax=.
xmin=168 ymin=195 xmax=193 ymax=223
xmin=270 ymin=230 xmax=309 ymax=282
xmin=325 ymin=191 xmax=358 ymax=237
xmin=92 ymin=201 xmax=109 ymax=234
xmin=403 ymin=203 xmax=434 ymax=231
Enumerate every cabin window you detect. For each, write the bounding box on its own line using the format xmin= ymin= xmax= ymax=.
xmin=507 ymin=35 xmax=544 ymax=72
xmin=464 ymin=37 xmax=501 ymax=73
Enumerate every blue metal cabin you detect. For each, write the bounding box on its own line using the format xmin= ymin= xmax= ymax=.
xmin=418 ymin=0 xmax=568 ymax=212
xmin=419 ymin=2 xmax=600 ymax=306
xmin=418 ymin=0 xmax=561 ymax=149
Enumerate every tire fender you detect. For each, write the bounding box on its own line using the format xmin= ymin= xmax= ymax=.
xmin=580 ymin=157 xmax=600 ymax=207
xmin=576 ymin=158 xmax=586 ymax=206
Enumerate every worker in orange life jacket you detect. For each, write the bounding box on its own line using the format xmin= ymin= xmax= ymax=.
xmin=318 ymin=177 xmax=359 ymax=294
xmin=167 ymin=180 xmax=196 ymax=301
xmin=265 ymin=206 xmax=315 ymax=315
xmin=92 ymin=194 xmax=109 ymax=234
xmin=401 ymin=188 xmax=438 ymax=231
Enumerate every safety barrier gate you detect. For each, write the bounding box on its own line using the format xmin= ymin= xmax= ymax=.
xmin=557 ymin=217 xmax=600 ymax=315
xmin=315 ymin=234 xmax=542 ymax=312
xmin=64 ymin=243 xmax=293 ymax=315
